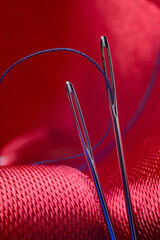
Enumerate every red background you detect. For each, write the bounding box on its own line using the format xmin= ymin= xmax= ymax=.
xmin=0 ymin=0 xmax=160 ymax=239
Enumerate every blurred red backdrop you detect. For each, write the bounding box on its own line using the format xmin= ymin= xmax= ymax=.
xmin=0 ymin=0 xmax=160 ymax=239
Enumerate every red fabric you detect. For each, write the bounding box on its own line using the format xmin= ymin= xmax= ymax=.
xmin=0 ymin=165 xmax=107 ymax=239
xmin=0 ymin=139 xmax=159 ymax=239
xmin=0 ymin=0 xmax=160 ymax=239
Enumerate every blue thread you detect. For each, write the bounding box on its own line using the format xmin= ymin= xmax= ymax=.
xmin=93 ymin=119 xmax=112 ymax=150
xmin=0 ymin=47 xmax=113 ymax=165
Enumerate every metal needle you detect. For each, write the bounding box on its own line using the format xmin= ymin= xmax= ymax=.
xmin=101 ymin=36 xmax=137 ymax=240
xmin=66 ymin=81 xmax=117 ymax=240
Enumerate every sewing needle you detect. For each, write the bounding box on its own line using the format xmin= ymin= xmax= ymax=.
xmin=66 ymin=81 xmax=117 ymax=240
xmin=101 ymin=36 xmax=137 ymax=240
